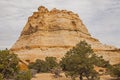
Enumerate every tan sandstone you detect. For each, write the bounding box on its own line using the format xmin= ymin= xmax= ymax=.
xmin=10 ymin=6 xmax=120 ymax=65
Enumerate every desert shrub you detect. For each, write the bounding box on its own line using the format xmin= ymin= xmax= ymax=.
xmin=28 ymin=57 xmax=58 ymax=73
xmin=108 ymin=64 xmax=120 ymax=78
xmin=51 ymin=67 xmax=62 ymax=78
xmin=30 ymin=69 xmax=37 ymax=77
xmin=28 ymin=59 xmax=48 ymax=73
xmin=0 ymin=73 xmax=3 ymax=80
xmin=0 ymin=50 xmax=19 ymax=79
xmin=60 ymin=41 xmax=109 ymax=80
xmin=45 ymin=57 xmax=58 ymax=70
xmin=14 ymin=70 xmax=32 ymax=80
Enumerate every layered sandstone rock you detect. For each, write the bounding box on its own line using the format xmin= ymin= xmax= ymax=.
xmin=11 ymin=6 xmax=120 ymax=64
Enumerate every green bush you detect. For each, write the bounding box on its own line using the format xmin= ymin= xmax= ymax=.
xmin=45 ymin=57 xmax=58 ymax=70
xmin=108 ymin=64 xmax=120 ymax=78
xmin=28 ymin=57 xmax=58 ymax=73
xmin=0 ymin=73 xmax=3 ymax=80
xmin=0 ymin=50 xmax=19 ymax=79
xmin=60 ymin=41 xmax=109 ymax=80
xmin=14 ymin=70 xmax=32 ymax=80
xmin=28 ymin=59 xmax=48 ymax=73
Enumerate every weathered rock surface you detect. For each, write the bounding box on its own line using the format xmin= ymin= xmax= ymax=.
xmin=11 ymin=6 xmax=120 ymax=64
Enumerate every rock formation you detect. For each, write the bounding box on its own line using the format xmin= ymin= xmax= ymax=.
xmin=11 ymin=6 xmax=120 ymax=65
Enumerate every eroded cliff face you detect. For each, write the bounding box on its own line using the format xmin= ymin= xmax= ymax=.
xmin=11 ymin=6 xmax=120 ymax=64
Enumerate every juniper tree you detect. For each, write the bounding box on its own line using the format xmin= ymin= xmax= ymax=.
xmin=60 ymin=41 xmax=109 ymax=80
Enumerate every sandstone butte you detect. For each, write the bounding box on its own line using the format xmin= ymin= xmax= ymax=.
xmin=10 ymin=6 xmax=120 ymax=66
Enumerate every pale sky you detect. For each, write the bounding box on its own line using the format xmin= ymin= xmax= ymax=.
xmin=0 ymin=0 xmax=120 ymax=49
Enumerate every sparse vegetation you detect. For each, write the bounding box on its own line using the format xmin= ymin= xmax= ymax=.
xmin=0 ymin=41 xmax=119 ymax=80
xmin=0 ymin=50 xmax=19 ymax=79
xmin=45 ymin=57 xmax=58 ymax=70
xmin=14 ymin=70 xmax=32 ymax=80
xmin=0 ymin=50 xmax=32 ymax=80
xmin=28 ymin=57 xmax=58 ymax=73
xmin=60 ymin=41 xmax=110 ymax=80
xmin=51 ymin=67 xmax=62 ymax=78
xmin=28 ymin=59 xmax=48 ymax=73
xmin=0 ymin=73 xmax=3 ymax=80
xmin=108 ymin=64 xmax=120 ymax=79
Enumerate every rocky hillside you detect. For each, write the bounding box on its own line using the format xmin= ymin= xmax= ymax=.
xmin=11 ymin=6 xmax=120 ymax=65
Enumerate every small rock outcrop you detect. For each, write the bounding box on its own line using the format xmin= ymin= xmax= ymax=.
xmin=11 ymin=6 xmax=120 ymax=64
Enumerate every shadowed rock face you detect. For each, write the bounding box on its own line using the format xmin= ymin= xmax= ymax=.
xmin=11 ymin=6 xmax=120 ymax=64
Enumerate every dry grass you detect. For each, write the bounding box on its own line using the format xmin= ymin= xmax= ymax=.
xmin=31 ymin=73 xmax=116 ymax=80
xmin=31 ymin=73 xmax=70 ymax=80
